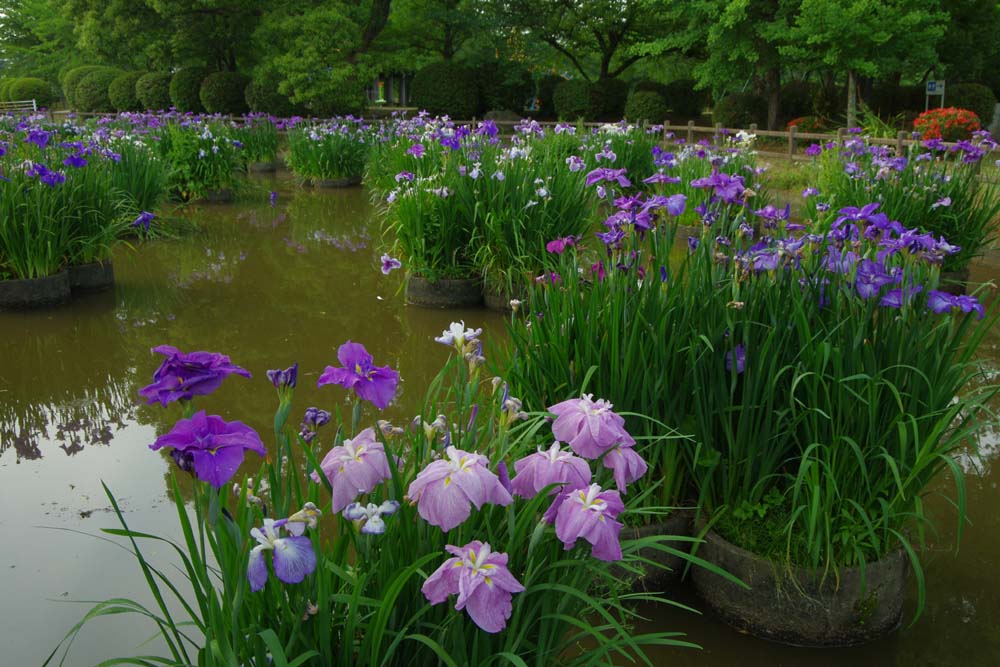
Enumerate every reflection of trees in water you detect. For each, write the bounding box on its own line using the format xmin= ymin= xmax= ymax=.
xmin=0 ymin=379 xmax=135 ymax=462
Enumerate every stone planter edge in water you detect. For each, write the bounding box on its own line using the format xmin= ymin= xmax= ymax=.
xmin=200 ymin=188 xmax=235 ymax=203
xmin=68 ymin=258 xmax=115 ymax=293
xmin=316 ymin=175 xmax=363 ymax=188
xmin=248 ymin=160 xmax=278 ymax=173
xmin=613 ymin=508 xmax=695 ymax=590
xmin=0 ymin=270 xmax=72 ymax=309
xmin=690 ymin=524 xmax=908 ymax=647
xmin=406 ymin=275 xmax=483 ymax=308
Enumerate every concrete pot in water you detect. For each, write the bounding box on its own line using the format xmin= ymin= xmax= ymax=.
xmin=406 ymin=276 xmax=483 ymax=308
xmin=691 ymin=527 xmax=908 ymax=647
xmin=0 ymin=271 xmax=71 ymax=309
xmin=316 ymin=175 xmax=362 ymax=188
xmin=68 ymin=259 xmax=114 ymax=293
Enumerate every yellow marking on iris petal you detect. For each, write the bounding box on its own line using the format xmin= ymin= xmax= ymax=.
xmin=484 ymin=576 xmax=493 ymax=586
xmin=444 ymin=476 xmax=452 ymax=487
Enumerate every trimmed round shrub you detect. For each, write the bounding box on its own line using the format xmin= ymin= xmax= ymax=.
xmin=914 ymin=107 xmax=981 ymax=141
xmin=476 ymin=61 xmax=533 ymax=114
xmin=170 ymin=67 xmax=213 ymax=112
xmin=136 ymin=72 xmax=173 ymax=111
xmin=200 ymin=71 xmax=250 ymax=114
xmin=410 ymin=61 xmax=480 ymax=119
xmin=8 ymin=78 xmax=57 ymax=107
xmin=713 ymin=92 xmax=767 ymax=128
xmin=62 ymin=65 xmax=105 ymax=108
xmin=75 ymin=67 xmax=124 ymax=112
xmin=0 ymin=79 xmax=16 ymax=101
xmin=779 ymin=81 xmax=815 ymax=122
xmin=245 ymin=70 xmax=301 ymax=116
xmin=662 ymin=79 xmax=705 ymax=118
xmin=592 ymin=77 xmax=628 ymax=120
xmin=625 ymin=90 xmax=669 ymax=123
xmin=947 ymin=83 xmax=997 ymax=127
xmin=108 ymin=71 xmax=146 ymax=112
xmin=554 ymin=79 xmax=599 ymax=120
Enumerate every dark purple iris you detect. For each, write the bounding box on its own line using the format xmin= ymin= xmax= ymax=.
xmin=26 ymin=129 xmax=51 ymax=149
xmin=690 ymin=170 xmax=745 ymax=204
xmin=317 ymin=341 xmax=399 ymax=410
xmin=726 ymin=344 xmax=746 ymax=375
xmin=266 ymin=363 xmax=298 ymax=390
xmin=854 ymin=259 xmax=894 ymax=299
xmin=63 ymin=153 xmax=88 ymax=169
xmin=150 ymin=411 xmax=266 ymax=488
xmin=139 ymin=345 xmax=252 ymax=406
xmin=585 ymin=167 xmax=631 ymax=188
xmin=132 ymin=211 xmax=156 ymax=231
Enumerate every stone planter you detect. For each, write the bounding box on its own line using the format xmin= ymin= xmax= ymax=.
xmin=691 ymin=527 xmax=909 ymax=647
xmin=68 ymin=259 xmax=114 ymax=293
xmin=248 ymin=161 xmax=278 ymax=173
xmin=939 ymin=267 xmax=971 ymax=296
xmin=0 ymin=271 xmax=71 ymax=308
xmin=200 ymin=188 xmax=234 ymax=203
xmin=619 ymin=510 xmax=694 ymax=589
xmin=406 ymin=276 xmax=483 ymax=308
xmin=316 ymin=175 xmax=362 ymax=188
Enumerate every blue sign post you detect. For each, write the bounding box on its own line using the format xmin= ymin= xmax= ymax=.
xmin=925 ymin=80 xmax=946 ymax=111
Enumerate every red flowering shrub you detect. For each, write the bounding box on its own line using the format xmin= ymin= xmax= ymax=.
xmin=786 ymin=116 xmax=826 ymax=132
xmin=913 ymin=107 xmax=981 ymax=142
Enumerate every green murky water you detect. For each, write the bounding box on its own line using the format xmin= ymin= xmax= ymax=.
xmin=2 ymin=174 xmax=999 ymax=666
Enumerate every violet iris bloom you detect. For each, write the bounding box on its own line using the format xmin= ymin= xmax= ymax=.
xmin=247 ymin=517 xmax=317 ymax=592
xmin=642 ymin=172 xmax=682 ymax=185
xmin=880 ymin=285 xmax=923 ymax=309
xmin=319 ymin=427 xmax=392 ymax=512
xmin=407 ymin=143 xmax=425 ymax=158
xmin=601 ymin=443 xmax=648 ymax=494
xmin=139 ymin=345 xmax=251 ymax=406
xmin=854 ymin=259 xmax=894 ymax=299
xmin=548 ymin=394 xmax=635 ymax=459
xmin=545 ymin=236 xmax=578 ymax=254
xmin=926 ymin=290 xmax=984 ymax=318
xmin=150 ymin=411 xmax=265 ymax=488
xmin=510 ymin=442 xmax=592 ymax=498
xmin=380 ymin=253 xmax=402 ymax=274
xmin=63 ymin=153 xmax=87 ymax=168
xmin=26 ymin=129 xmax=51 ymax=149
xmin=690 ymin=170 xmax=745 ymax=203
xmin=585 ymin=167 xmax=631 ymax=188
xmin=726 ymin=344 xmax=746 ymax=374
xmin=343 ymin=500 xmax=400 ymax=534
xmin=406 ymin=446 xmax=513 ymax=531
xmin=266 ymin=363 xmax=298 ymax=389
xmin=132 ymin=211 xmax=156 ymax=231
xmin=544 ymin=483 xmax=625 ymax=561
xmin=269 ymin=191 xmax=278 ymax=207
xmin=422 ymin=540 xmax=525 ymax=633
xmin=317 ymin=341 xmax=399 ymax=409
xmin=299 ymin=407 xmax=331 ymax=443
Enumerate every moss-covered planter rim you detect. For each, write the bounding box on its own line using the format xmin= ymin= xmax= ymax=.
xmin=0 ymin=271 xmax=71 ymax=309
xmin=68 ymin=259 xmax=115 ymax=293
xmin=616 ymin=509 xmax=694 ymax=590
xmin=406 ymin=276 xmax=483 ymax=308
xmin=691 ymin=525 xmax=908 ymax=647
xmin=315 ymin=176 xmax=363 ymax=188
xmin=199 ymin=188 xmax=235 ymax=203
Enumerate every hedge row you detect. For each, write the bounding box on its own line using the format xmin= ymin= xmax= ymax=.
xmin=0 ymin=77 xmax=57 ymax=106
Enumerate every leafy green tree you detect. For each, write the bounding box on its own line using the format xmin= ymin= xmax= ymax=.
xmin=0 ymin=0 xmax=81 ymax=81
xmin=486 ymin=0 xmax=672 ymax=82
xmin=936 ymin=0 xmax=1000 ymax=85
xmin=782 ymin=0 xmax=946 ymax=126
xmin=64 ymin=0 xmax=170 ymax=70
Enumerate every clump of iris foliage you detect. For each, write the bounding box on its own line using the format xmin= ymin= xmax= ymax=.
xmin=47 ymin=329 xmax=731 ymax=666
xmin=157 ymin=118 xmax=245 ymax=200
xmin=286 ymin=117 xmax=372 ymax=182
xmin=503 ymin=130 xmax=999 ymax=619
xmin=0 ymin=117 xmax=170 ymax=279
xmin=803 ymin=129 xmax=1000 ymax=272
xmin=230 ymin=112 xmax=283 ymax=166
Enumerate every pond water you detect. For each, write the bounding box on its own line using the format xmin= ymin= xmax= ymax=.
xmin=2 ymin=173 xmax=999 ymax=666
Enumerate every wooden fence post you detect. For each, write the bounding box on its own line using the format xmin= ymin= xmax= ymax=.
xmin=788 ymin=125 xmax=798 ymax=156
xmin=686 ymin=120 xmax=695 ymax=144
xmin=896 ymin=131 xmax=906 ymax=156
xmin=714 ymin=122 xmax=722 ymax=145
xmin=837 ymin=127 xmax=846 ymax=145
xmin=749 ymin=123 xmax=758 ymax=134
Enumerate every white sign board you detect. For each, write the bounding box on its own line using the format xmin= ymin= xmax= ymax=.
xmin=925 ymin=80 xmax=946 ymax=110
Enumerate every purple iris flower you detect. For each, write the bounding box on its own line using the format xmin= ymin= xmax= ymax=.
xmin=880 ymin=285 xmax=924 ymax=309
xmin=406 ymin=446 xmax=513 ymax=531
xmin=805 ymin=144 xmax=821 ymax=157
xmin=726 ymin=344 xmax=746 ymax=374
xmin=854 ymin=259 xmax=894 ymax=299
xmin=690 ymin=170 xmax=745 ymax=204
xmin=299 ymin=407 xmax=331 ymax=443
xmin=547 ymin=394 xmax=635 ymax=459
xmin=247 ymin=517 xmax=317 ymax=592
xmin=422 ymin=540 xmax=525 ymax=633
xmin=269 ymin=191 xmax=278 ymax=207
xmin=318 ymin=427 xmax=392 ymax=512
xmin=139 ymin=345 xmax=251 ymax=406
xmin=565 ymin=155 xmax=586 ymax=172
xmin=406 ymin=143 xmax=425 ymax=158
xmin=544 ymin=483 xmax=625 ymax=561
xmin=642 ymin=172 xmax=682 ymax=185
xmin=266 ymin=363 xmax=298 ymax=390
xmin=927 ymin=290 xmax=956 ymax=314
xmin=380 ymin=253 xmax=402 ymax=274
xmin=585 ymin=167 xmax=631 ymax=188
xmin=132 ymin=211 xmax=156 ymax=231
xmin=510 ymin=442 xmax=592 ymax=498
xmin=317 ymin=341 xmax=399 ymax=410
xmin=751 ymin=250 xmax=780 ymax=272
xmin=63 ymin=153 xmax=87 ymax=169
xmin=476 ymin=120 xmax=499 ymax=138
xmin=688 ymin=236 xmax=700 ymax=254
xmin=601 ymin=442 xmax=648 ymax=494
xmin=931 ymin=197 xmax=952 ymax=209
xmin=150 ymin=410 xmax=266 ymax=488
xmin=545 ymin=236 xmax=578 ymax=254
xmin=344 ymin=500 xmax=400 ymax=535
xmin=26 ymin=129 xmax=51 ymax=149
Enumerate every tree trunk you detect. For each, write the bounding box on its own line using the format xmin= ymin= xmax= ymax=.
xmin=847 ymin=70 xmax=857 ymax=129
xmin=765 ymin=66 xmax=780 ymax=130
